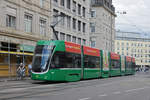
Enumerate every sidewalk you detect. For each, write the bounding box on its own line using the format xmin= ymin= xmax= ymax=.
xmin=0 ymin=77 xmax=31 ymax=82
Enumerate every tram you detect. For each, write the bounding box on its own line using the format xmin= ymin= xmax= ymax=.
xmin=31 ymin=40 xmax=135 ymax=82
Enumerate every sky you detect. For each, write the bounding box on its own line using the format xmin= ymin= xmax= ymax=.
xmin=113 ymin=0 xmax=150 ymax=37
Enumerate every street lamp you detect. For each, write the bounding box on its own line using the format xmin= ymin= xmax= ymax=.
xmin=50 ymin=14 xmax=65 ymax=40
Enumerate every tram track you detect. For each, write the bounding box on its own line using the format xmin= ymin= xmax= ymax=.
xmin=0 ymin=75 xmax=136 ymax=100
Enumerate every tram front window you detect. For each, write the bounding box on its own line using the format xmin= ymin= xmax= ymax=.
xmin=32 ymin=45 xmax=55 ymax=72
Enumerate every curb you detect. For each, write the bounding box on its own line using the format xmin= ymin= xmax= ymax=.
xmin=0 ymin=77 xmax=31 ymax=82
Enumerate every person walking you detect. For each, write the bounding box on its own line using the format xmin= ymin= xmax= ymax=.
xmin=17 ymin=63 xmax=26 ymax=80
xmin=28 ymin=63 xmax=32 ymax=77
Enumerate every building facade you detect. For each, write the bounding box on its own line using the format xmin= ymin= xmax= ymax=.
xmin=51 ymin=0 xmax=90 ymax=46
xmin=90 ymin=0 xmax=116 ymax=52
xmin=0 ymin=0 xmax=51 ymax=77
xmin=115 ymin=31 xmax=150 ymax=67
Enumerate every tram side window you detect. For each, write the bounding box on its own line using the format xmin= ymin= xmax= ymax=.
xmin=65 ymin=53 xmax=81 ymax=68
xmin=111 ymin=60 xmax=120 ymax=69
xmin=51 ymin=51 xmax=81 ymax=68
xmin=126 ymin=62 xmax=132 ymax=69
xmin=84 ymin=55 xmax=100 ymax=68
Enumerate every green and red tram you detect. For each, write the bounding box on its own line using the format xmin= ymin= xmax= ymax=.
xmin=125 ymin=56 xmax=134 ymax=75
xmin=31 ymin=40 xmax=135 ymax=82
xmin=121 ymin=56 xmax=126 ymax=76
xmin=82 ymin=46 xmax=101 ymax=79
xmin=131 ymin=58 xmax=136 ymax=74
xmin=101 ymin=50 xmax=110 ymax=78
xmin=109 ymin=52 xmax=121 ymax=77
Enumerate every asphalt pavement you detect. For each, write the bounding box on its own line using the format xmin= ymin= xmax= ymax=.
xmin=0 ymin=72 xmax=150 ymax=100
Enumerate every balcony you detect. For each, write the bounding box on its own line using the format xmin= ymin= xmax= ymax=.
xmin=91 ymin=0 xmax=115 ymax=14
xmin=91 ymin=0 xmax=104 ymax=6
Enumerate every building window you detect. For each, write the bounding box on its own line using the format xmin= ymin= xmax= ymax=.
xmin=126 ymin=43 xmax=129 ymax=46
xmin=145 ymin=60 xmax=147 ymax=63
xmin=127 ymin=52 xmax=128 ymax=56
xmin=83 ymin=23 xmax=86 ymax=33
xmin=66 ymin=16 xmax=71 ymax=29
xmin=73 ymin=18 xmax=76 ymax=30
xmin=82 ymin=39 xmax=86 ymax=45
xmin=82 ymin=7 xmax=86 ymax=17
xmin=90 ymin=23 xmax=95 ymax=32
xmin=39 ymin=18 xmax=46 ymax=36
xmin=78 ymin=4 xmax=81 ymax=15
xmin=126 ymin=47 xmax=128 ymax=50
xmin=67 ymin=0 xmax=71 ymax=9
xmin=78 ymin=38 xmax=81 ymax=44
xmin=24 ymin=14 xmax=32 ymax=33
xmin=66 ymin=35 xmax=71 ymax=42
xmin=6 ymin=15 xmax=16 ymax=29
xmin=72 ymin=1 xmax=76 ymax=13
xmin=78 ymin=21 xmax=81 ymax=31
xmin=91 ymin=41 xmax=96 ymax=48
xmin=122 ymin=52 xmax=124 ymax=56
xmin=60 ymin=32 xmax=65 ymax=40
xmin=53 ymin=0 xmax=57 ymax=3
xmin=40 ymin=0 xmax=44 ymax=8
xmin=53 ymin=9 xmax=59 ymax=23
xmin=60 ymin=13 xmax=65 ymax=26
xmin=72 ymin=36 xmax=76 ymax=43
xmin=60 ymin=0 xmax=65 ymax=6
xmin=91 ymin=10 xmax=96 ymax=18
xmin=117 ymin=42 xmax=120 ymax=45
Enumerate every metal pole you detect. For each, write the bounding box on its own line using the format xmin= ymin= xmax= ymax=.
xmin=50 ymin=14 xmax=65 ymax=40
xmin=8 ymin=41 xmax=11 ymax=78
xmin=23 ymin=43 xmax=24 ymax=65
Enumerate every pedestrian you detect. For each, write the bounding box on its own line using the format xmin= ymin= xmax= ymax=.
xmin=17 ymin=63 xmax=26 ymax=80
xmin=28 ymin=63 xmax=32 ymax=77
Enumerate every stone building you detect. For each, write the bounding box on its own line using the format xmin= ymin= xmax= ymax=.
xmin=115 ymin=31 xmax=150 ymax=67
xmin=90 ymin=0 xmax=116 ymax=52
xmin=51 ymin=0 xmax=90 ymax=46
xmin=0 ymin=0 xmax=51 ymax=77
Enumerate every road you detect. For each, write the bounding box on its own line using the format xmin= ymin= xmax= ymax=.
xmin=0 ymin=72 xmax=150 ymax=100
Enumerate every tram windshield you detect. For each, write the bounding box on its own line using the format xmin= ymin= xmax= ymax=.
xmin=32 ymin=45 xmax=55 ymax=72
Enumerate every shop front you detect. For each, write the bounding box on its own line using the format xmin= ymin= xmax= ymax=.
xmin=0 ymin=42 xmax=34 ymax=77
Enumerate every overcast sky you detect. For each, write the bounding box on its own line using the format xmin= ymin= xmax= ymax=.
xmin=113 ymin=0 xmax=150 ymax=37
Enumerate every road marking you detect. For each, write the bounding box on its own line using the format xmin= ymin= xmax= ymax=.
xmin=99 ymin=94 xmax=107 ymax=97
xmin=79 ymin=97 xmax=90 ymax=100
xmin=125 ymin=87 xmax=149 ymax=93
xmin=113 ymin=91 xmax=121 ymax=94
